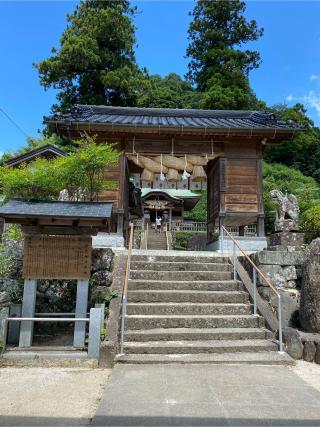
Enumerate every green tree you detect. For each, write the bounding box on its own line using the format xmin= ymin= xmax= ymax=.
xmin=35 ymin=0 xmax=141 ymax=112
xmin=263 ymin=161 xmax=320 ymax=233
xmin=265 ymin=103 xmax=320 ymax=183
xmin=137 ymin=73 xmax=202 ymax=109
xmin=186 ymin=0 xmax=263 ymax=109
xmin=57 ymin=135 xmax=119 ymax=201
xmin=301 ymin=205 xmax=320 ymax=242
xmin=0 ymin=137 xmax=120 ymax=202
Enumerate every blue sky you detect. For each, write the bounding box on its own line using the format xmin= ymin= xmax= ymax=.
xmin=1 ymin=0 xmax=320 ymax=155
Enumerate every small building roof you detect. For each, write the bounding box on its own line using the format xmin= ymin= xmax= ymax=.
xmin=141 ymin=189 xmax=200 ymax=210
xmin=46 ymin=105 xmax=304 ymax=135
xmin=0 ymin=199 xmax=113 ymax=219
xmin=4 ymin=144 xmax=66 ymax=167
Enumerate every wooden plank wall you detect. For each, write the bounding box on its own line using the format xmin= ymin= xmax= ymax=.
xmin=207 ymin=140 xmax=263 ymax=228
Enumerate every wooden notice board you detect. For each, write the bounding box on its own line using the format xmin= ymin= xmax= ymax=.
xmin=23 ymin=235 xmax=92 ymax=280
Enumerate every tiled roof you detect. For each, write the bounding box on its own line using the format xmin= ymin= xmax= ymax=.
xmin=0 ymin=199 xmax=113 ymax=219
xmin=46 ymin=105 xmax=304 ymax=132
xmin=4 ymin=144 xmax=66 ymax=167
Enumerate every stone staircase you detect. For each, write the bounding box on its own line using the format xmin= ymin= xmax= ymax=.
xmin=116 ymin=253 xmax=293 ymax=365
xmin=146 ymin=229 xmax=167 ymax=250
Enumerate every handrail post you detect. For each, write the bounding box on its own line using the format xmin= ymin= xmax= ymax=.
xmin=232 ymin=241 xmax=237 ymax=280
xmin=120 ymin=295 xmax=127 ymax=354
xmin=278 ymin=294 xmax=284 ymax=353
xmin=120 ymin=222 xmax=134 ymax=355
xmin=220 ymin=226 xmax=224 ymax=255
xmin=252 ymin=267 xmax=257 ymax=316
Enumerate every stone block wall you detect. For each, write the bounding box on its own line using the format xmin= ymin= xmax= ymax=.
xmin=241 ymin=250 xmax=306 ymax=329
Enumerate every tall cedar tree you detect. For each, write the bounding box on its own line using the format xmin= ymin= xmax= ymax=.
xmin=35 ymin=0 xmax=141 ymax=112
xmin=186 ymin=0 xmax=264 ymax=109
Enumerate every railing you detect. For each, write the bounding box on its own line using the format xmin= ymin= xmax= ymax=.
xmin=1 ymin=307 xmax=103 ymax=359
xmin=120 ymin=222 xmax=134 ymax=354
xmin=165 ymin=223 xmax=170 ymax=250
xmin=145 ymin=222 xmax=148 ymax=250
xmin=220 ymin=226 xmax=283 ymax=353
xmin=171 ymin=221 xmax=207 ymax=232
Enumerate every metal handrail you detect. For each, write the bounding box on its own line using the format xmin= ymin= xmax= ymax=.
xmin=165 ymin=223 xmax=170 ymax=251
xmin=145 ymin=222 xmax=148 ymax=250
xmin=120 ymin=222 xmax=134 ymax=354
xmin=220 ymin=226 xmax=283 ymax=352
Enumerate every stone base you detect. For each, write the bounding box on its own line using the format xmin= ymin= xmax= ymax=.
xmin=207 ymin=236 xmax=267 ymax=253
xmin=269 ymin=231 xmax=305 ymax=249
xmin=92 ymin=233 xmax=125 ymax=248
xmin=275 ymin=219 xmax=299 ymax=232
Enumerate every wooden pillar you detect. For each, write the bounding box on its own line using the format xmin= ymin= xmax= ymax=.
xmin=73 ymin=279 xmax=89 ymax=348
xmin=257 ymin=216 xmax=265 ymax=237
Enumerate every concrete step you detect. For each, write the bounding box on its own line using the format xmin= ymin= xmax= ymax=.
xmin=126 ymin=302 xmax=251 ymax=316
xmin=1 ymin=350 xmax=97 ymax=367
xmin=124 ymin=339 xmax=278 ymax=354
xmin=127 ymin=290 xmax=249 ymax=303
xmin=125 ymin=314 xmax=264 ymax=330
xmin=125 ymin=327 xmax=273 ymax=342
xmin=130 ymin=270 xmax=232 ymax=281
xmin=128 ymin=279 xmax=243 ymax=291
xmin=115 ymin=351 xmax=294 ymax=365
xmin=132 ymin=255 xmax=229 ymax=263
xmin=130 ymin=261 xmax=231 ymax=272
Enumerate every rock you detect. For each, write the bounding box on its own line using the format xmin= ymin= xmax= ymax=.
xmin=258 ymin=286 xmax=273 ymax=300
xmin=271 ymin=290 xmax=300 ymax=328
xmin=282 ymin=327 xmax=303 ymax=359
xmin=253 ymin=251 xmax=305 ymax=266
xmin=91 ymin=248 xmax=114 ymax=273
xmin=0 ymin=291 xmax=10 ymax=306
xmin=287 ymin=280 xmax=297 ymax=289
xmin=270 ymin=231 xmax=305 ymax=249
xmin=90 ymin=286 xmax=109 ymax=305
xmin=283 ymin=266 xmax=297 ymax=281
xmin=91 ymin=270 xmax=112 ymax=287
xmin=315 ymin=344 xmax=320 ymax=365
xmin=300 ymin=240 xmax=320 ymax=332
xmin=303 ymin=341 xmax=316 ymax=362
xmin=275 ymin=219 xmax=299 ymax=232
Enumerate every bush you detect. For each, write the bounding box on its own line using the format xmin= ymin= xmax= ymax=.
xmin=188 ymin=191 xmax=207 ymax=222
xmin=263 ymin=162 xmax=320 ymax=234
xmin=0 ymin=136 xmax=120 ymax=201
xmin=301 ymin=205 xmax=320 ymax=242
xmin=172 ymin=231 xmax=204 ymax=250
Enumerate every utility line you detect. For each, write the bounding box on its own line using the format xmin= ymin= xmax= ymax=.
xmin=0 ymin=107 xmax=29 ymax=138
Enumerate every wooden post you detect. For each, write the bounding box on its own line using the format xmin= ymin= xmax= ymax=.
xmin=19 ymin=279 xmax=37 ymax=347
xmin=73 ymin=279 xmax=89 ymax=348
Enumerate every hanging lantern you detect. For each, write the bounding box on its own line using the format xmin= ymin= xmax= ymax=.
xmin=191 ymin=165 xmax=207 ymax=182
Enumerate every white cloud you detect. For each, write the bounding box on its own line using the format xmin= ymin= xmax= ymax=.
xmin=310 ymin=74 xmax=320 ymax=81
xmin=303 ymin=90 xmax=320 ymax=116
xmin=286 ymin=90 xmax=320 ymax=117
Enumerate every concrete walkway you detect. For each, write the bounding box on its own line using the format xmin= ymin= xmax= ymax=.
xmin=91 ymin=364 xmax=320 ymax=426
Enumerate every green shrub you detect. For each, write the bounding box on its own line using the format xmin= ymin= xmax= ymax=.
xmin=172 ymin=231 xmax=205 ymax=250
xmin=263 ymin=162 xmax=320 ymax=234
xmin=301 ymin=205 xmax=320 ymax=242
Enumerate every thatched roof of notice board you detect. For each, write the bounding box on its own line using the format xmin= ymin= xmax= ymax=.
xmin=0 ymin=199 xmax=113 ymax=220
